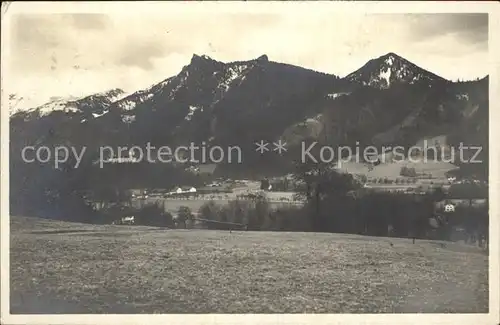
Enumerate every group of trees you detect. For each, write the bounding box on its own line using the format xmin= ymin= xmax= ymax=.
xmin=10 ymin=143 xmax=100 ymax=223
xmin=400 ymin=166 xmax=417 ymax=177
xmin=366 ymin=177 xmax=418 ymax=185
xmin=196 ymin=190 xmax=435 ymax=237
xmin=198 ymin=198 xmax=307 ymax=231
xmin=260 ymin=177 xmax=294 ymax=192
xmin=97 ymin=202 xmax=174 ymax=227
xmin=197 ymin=160 xmax=487 ymax=245
xmin=9 ymin=136 xmax=207 ymax=224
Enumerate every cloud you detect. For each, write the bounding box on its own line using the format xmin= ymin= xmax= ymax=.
xmin=117 ymin=41 xmax=166 ymax=70
xmin=12 ymin=15 xmax=62 ymax=49
xmin=69 ymin=14 xmax=110 ymax=30
xmin=109 ymin=13 xmax=281 ymax=69
xmin=10 ymin=14 xmax=117 ymax=75
xmin=404 ymin=13 xmax=488 ymax=46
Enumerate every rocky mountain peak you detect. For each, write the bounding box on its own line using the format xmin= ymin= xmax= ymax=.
xmin=346 ymin=52 xmax=446 ymax=89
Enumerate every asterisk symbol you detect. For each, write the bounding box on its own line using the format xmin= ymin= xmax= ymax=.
xmin=273 ymin=139 xmax=287 ymax=154
xmin=255 ymin=140 xmax=270 ymax=154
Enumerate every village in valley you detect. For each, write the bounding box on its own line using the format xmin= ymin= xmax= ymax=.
xmin=88 ymin=135 xmax=488 ymax=248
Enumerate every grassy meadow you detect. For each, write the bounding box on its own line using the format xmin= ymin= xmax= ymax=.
xmin=10 ymin=216 xmax=488 ymax=314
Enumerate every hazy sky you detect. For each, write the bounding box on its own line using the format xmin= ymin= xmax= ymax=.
xmin=8 ymin=12 xmax=488 ymax=108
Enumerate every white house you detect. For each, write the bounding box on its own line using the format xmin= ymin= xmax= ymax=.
xmin=168 ymin=186 xmax=197 ymax=196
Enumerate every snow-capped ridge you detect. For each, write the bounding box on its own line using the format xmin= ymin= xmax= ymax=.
xmin=11 ymin=88 xmax=127 ymax=118
xmin=113 ymin=54 xmax=264 ymax=114
xmin=346 ymin=52 xmax=447 ymax=89
xmin=69 ymin=88 xmax=127 ymax=105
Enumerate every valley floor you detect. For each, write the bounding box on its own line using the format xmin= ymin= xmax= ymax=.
xmin=10 ymin=216 xmax=488 ymax=313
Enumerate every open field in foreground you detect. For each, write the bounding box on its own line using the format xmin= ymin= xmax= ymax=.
xmin=10 ymin=216 xmax=488 ymax=313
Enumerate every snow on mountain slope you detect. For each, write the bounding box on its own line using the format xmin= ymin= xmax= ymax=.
xmin=92 ymin=110 xmax=109 ymax=119
xmin=185 ymin=106 xmax=200 ymax=121
xmin=11 ymin=89 xmax=127 ymax=120
xmin=8 ymin=94 xmax=79 ymax=116
xmin=346 ymin=52 xmax=447 ymax=89
xmin=8 ymin=94 xmax=30 ymax=115
xmin=326 ymin=92 xmax=350 ymax=99
xmin=111 ymin=54 xmax=268 ymax=123
xmin=32 ymin=97 xmax=80 ymax=116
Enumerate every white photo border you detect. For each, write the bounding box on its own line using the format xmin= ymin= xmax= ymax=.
xmin=1 ymin=2 xmax=499 ymax=324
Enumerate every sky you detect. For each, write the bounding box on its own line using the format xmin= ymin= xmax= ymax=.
xmin=7 ymin=11 xmax=488 ymax=109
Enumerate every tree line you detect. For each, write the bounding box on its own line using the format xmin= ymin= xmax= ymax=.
xmin=10 ymin=137 xmax=488 ymax=247
xmin=196 ymin=161 xmax=488 ymax=247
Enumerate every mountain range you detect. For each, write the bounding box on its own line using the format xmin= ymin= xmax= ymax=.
xmin=10 ymin=52 xmax=488 ymax=178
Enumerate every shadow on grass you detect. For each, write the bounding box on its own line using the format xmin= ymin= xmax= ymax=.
xmin=29 ymin=229 xmax=95 ymax=235
xmin=75 ymin=232 xmax=135 ymax=238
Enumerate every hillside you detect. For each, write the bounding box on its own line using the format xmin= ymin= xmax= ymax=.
xmin=10 ymin=216 xmax=488 ymax=313
xmin=9 ymin=52 xmax=488 ymax=181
